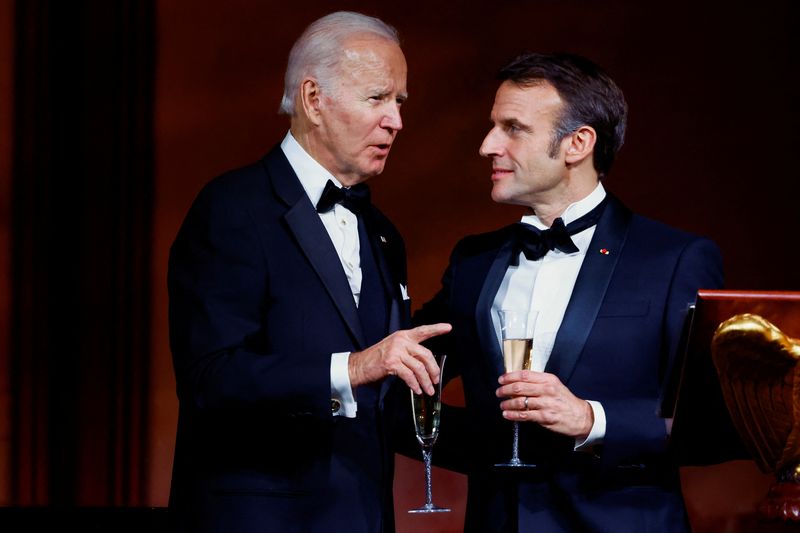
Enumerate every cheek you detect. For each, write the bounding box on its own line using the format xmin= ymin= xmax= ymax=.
xmin=332 ymin=110 xmax=354 ymax=131
xmin=327 ymin=103 xmax=358 ymax=132
xmin=505 ymin=146 xmax=523 ymax=170
xmin=517 ymin=145 xmax=546 ymax=173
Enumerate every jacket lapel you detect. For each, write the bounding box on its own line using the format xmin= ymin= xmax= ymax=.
xmin=361 ymin=208 xmax=405 ymax=333
xmin=264 ymin=149 xmax=366 ymax=348
xmin=360 ymin=207 xmax=408 ymax=403
xmin=476 ymin=237 xmax=515 ymax=381
xmin=545 ymin=195 xmax=632 ymax=382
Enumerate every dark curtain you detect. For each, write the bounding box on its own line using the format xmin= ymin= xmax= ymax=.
xmin=11 ymin=0 xmax=155 ymax=506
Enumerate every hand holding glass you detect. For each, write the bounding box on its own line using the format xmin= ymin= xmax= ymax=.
xmin=495 ymin=309 xmax=538 ymax=468
xmin=408 ymin=354 xmax=450 ymax=513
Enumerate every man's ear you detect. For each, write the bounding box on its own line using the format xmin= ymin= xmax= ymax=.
xmin=564 ymin=125 xmax=597 ymax=165
xmin=300 ymin=78 xmax=324 ymax=126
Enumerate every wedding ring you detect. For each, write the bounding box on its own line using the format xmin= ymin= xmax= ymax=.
xmin=523 ymin=397 xmax=529 ymax=409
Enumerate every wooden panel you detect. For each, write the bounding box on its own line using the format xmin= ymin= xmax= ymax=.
xmin=671 ymin=291 xmax=800 ymax=466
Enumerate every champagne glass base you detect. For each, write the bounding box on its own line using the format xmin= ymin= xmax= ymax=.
xmin=408 ymin=504 xmax=451 ymax=513
xmin=494 ymin=461 xmax=537 ymax=468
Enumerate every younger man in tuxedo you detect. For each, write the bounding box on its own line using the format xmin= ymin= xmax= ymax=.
xmin=417 ymin=52 xmax=723 ymax=532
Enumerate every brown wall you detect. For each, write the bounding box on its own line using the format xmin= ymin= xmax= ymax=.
xmin=0 ymin=0 xmax=14 ymax=506
xmin=146 ymin=0 xmax=798 ymax=531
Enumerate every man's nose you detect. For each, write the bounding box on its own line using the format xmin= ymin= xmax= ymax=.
xmin=381 ymin=104 xmax=403 ymax=131
xmin=479 ymin=128 xmax=501 ymax=157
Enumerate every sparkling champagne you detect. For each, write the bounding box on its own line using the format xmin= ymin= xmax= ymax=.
xmin=412 ymin=391 xmax=441 ymax=447
xmin=503 ymin=338 xmax=533 ymax=372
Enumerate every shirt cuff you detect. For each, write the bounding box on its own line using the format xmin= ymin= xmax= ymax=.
xmin=331 ymin=352 xmax=357 ymax=418
xmin=575 ymin=400 xmax=606 ymax=451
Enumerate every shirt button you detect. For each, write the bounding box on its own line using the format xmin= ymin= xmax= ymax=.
xmin=340 ymin=219 xmax=347 ymax=226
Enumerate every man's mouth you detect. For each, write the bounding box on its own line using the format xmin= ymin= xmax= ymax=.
xmin=491 ymin=167 xmax=513 ymax=180
xmin=372 ymin=143 xmax=392 ymax=156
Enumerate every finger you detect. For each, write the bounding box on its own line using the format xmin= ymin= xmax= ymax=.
xmin=500 ymin=395 xmax=549 ymax=411
xmin=406 ymin=344 xmax=441 ymax=384
xmin=404 ymin=353 xmax=436 ymax=395
xmin=504 ymin=403 xmax=552 ymax=421
xmin=395 ymin=364 xmax=423 ymax=395
xmin=498 ymin=369 xmax=539 ymax=384
xmin=496 ymin=382 xmax=530 ymax=398
xmin=499 ymin=397 xmax=526 ymax=411
xmin=406 ymin=323 xmax=452 ymax=343
xmin=503 ymin=409 xmax=538 ymax=422
xmin=518 ymin=396 xmax=543 ymax=411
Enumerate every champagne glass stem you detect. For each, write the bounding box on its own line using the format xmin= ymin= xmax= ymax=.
xmin=422 ymin=446 xmax=433 ymax=507
xmin=511 ymin=421 xmax=521 ymax=465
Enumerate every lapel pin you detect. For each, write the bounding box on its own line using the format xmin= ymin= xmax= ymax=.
xmin=599 ymin=248 xmax=610 ymax=255
xmin=380 ymin=236 xmax=387 ymax=243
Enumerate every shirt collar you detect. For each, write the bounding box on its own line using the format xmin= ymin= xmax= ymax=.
xmin=280 ymin=131 xmax=343 ymax=206
xmin=521 ymin=182 xmax=607 ymax=230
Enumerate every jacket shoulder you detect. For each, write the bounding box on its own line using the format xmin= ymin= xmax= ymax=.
xmin=197 ymin=158 xmax=272 ymax=203
xmin=184 ymin=147 xmax=291 ymax=219
xmin=627 ymin=212 xmax=718 ymax=250
xmin=451 ymin=225 xmax=516 ymax=259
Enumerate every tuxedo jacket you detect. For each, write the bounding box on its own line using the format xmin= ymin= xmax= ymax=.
xmin=415 ymin=194 xmax=724 ymax=533
xmin=168 ymin=146 xmax=410 ymax=533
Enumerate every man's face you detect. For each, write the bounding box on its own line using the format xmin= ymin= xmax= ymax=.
xmin=314 ymin=35 xmax=407 ymax=186
xmin=479 ymin=81 xmax=568 ymax=207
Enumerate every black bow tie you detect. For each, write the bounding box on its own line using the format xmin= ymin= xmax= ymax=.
xmin=315 ymin=180 xmax=371 ymax=214
xmin=510 ymin=197 xmax=608 ymax=266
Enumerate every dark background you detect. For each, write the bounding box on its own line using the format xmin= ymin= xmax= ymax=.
xmin=1 ymin=1 xmax=798 ymax=531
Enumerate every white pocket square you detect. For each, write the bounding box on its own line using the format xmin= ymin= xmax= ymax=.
xmin=400 ymin=284 xmax=410 ymax=301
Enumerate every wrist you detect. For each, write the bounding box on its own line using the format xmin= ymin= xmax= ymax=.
xmin=348 ymin=350 xmax=364 ymax=387
xmin=580 ymin=400 xmax=595 ymax=438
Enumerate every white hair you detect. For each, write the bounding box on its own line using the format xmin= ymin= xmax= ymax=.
xmin=278 ymin=11 xmax=399 ymax=115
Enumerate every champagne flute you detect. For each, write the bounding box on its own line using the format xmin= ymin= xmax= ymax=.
xmin=408 ymin=354 xmax=450 ymax=514
xmin=495 ymin=309 xmax=538 ymax=468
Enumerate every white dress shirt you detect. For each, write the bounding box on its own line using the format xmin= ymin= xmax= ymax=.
xmin=280 ymin=132 xmax=358 ymax=417
xmin=492 ymin=182 xmax=608 ymax=449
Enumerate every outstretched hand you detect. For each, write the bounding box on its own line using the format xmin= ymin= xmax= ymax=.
xmin=349 ymin=323 xmax=452 ymax=395
xmin=496 ymin=370 xmax=593 ymax=439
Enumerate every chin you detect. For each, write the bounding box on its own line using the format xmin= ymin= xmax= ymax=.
xmin=491 ymin=189 xmax=525 ymax=207
xmin=490 ymin=186 xmax=509 ymax=204
xmin=364 ymin=163 xmax=387 ymax=177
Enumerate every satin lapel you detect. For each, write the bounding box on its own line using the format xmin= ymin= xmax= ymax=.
xmin=264 ymin=149 xmax=366 ymax=348
xmin=476 ymin=239 xmax=515 ymax=381
xmin=545 ymin=195 xmax=632 ymax=382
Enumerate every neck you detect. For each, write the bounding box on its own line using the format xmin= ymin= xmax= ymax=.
xmin=290 ymin=122 xmax=360 ymax=187
xmin=529 ymin=171 xmax=599 ymax=227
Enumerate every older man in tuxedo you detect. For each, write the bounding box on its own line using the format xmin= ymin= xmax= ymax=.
xmin=167 ymin=11 xmax=449 ymax=533
xmin=417 ymin=53 xmax=723 ymax=532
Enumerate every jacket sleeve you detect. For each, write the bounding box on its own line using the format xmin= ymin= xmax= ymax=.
xmin=168 ymin=181 xmax=332 ymax=419
xmin=600 ymin=236 xmax=724 ymax=468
